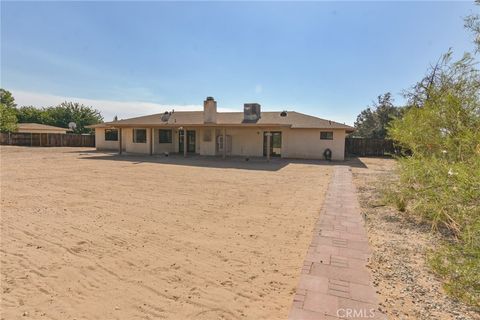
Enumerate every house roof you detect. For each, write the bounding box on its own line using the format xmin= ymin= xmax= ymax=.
xmin=89 ymin=111 xmax=354 ymax=131
xmin=16 ymin=123 xmax=70 ymax=131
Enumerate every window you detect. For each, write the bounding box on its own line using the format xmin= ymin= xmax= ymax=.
xmin=320 ymin=131 xmax=333 ymax=140
xmin=104 ymin=129 xmax=118 ymax=141
xmin=159 ymin=129 xmax=172 ymax=143
xmin=133 ymin=128 xmax=147 ymax=143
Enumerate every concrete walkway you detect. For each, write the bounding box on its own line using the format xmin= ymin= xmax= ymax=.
xmin=288 ymin=166 xmax=386 ymax=320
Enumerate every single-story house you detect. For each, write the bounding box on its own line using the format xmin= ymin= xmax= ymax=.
xmin=89 ymin=97 xmax=354 ymax=160
xmin=16 ymin=123 xmax=71 ymax=134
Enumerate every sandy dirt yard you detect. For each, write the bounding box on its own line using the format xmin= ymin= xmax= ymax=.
xmin=0 ymin=146 xmax=331 ymax=320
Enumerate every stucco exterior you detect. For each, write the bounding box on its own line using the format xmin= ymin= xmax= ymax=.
xmin=95 ymin=128 xmax=121 ymax=151
xmin=282 ymin=128 xmax=346 ymax=160
xmin=90 ymin=97 xmax=353 ymax=160
xmin=95 ymin=126 xmax=347 ymax=160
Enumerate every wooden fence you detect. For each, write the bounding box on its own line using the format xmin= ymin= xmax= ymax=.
xmin=345 ymin=138 xmax=400 ymax=157
xmin=0 ymin=132 xmax=95 ymax=147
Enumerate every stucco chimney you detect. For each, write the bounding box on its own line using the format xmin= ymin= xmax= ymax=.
xmin=204 ymin=96 xmax=217 ymax=123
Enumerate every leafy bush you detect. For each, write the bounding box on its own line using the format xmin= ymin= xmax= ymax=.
xmin=0 ymin=89 xmax=104 ymax=134
xmin=388 ymin=52 xmax=480 ymax=307
xmin=0 ymin=103 xmax=18 ymax=132
xmin=353 ymin=93 xmax=404 ymax=138
xmin=16 ymin=102 xmax=103 ymax=134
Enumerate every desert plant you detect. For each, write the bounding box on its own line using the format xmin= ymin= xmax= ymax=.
xmin=387 ymin=52 xmax=480 ymax=307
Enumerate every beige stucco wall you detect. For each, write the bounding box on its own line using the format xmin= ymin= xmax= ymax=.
xmin=197 ymin=127 xmax=264 ymax=157
xmin=96 ymin=126 xmax=347 ymax=160
xmin=210 ymin=127 xmax=345 ymax=160
xmin=95 ymin=127 xmax=152 ymax=153
xmin=95 ymin=128 xmax=120 ymax=151
xmin=124 ymin=128 xmax=152 ymax=154
xmin=282 ymin=128 xmax=346 ymax=160
xmin=228 ymin=128 xmax=264 ymax=157
xmin=153 ymin=128 xmax=177 ymax=154
xmin=198 ymin=127 xmax=216 ymax=156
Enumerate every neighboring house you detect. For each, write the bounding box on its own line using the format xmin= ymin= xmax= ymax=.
xmin=89 ymin=97 xmax=354 ymax=160
xmin=16 ymin=123 xmax=71 ymax=134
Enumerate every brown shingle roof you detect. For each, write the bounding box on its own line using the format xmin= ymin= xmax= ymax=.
xmin=89 ymin=111 xmax=354 ymax=131
xmin=16 ymin=123 xmax=70 ymax=131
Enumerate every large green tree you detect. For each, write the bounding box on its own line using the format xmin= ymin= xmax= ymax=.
xmin=0 ymin=103 xmax=18 ymax=132
xmin=353 ymin=92 xmax=402 ymax=138
xmin=16 ymin=106 xmax=44 ymax=123
xmin=46 ymin=102 xmax=103 ymax=133
xmin=465 ymin=0 xmax=480 ymax=52
xmin=0 ymin=89 xmax=17 ymax=108
xmin=0 ymin=89 xmax=18 ymax=132
xmin=15 ymin=102 xmax=103 ymax=133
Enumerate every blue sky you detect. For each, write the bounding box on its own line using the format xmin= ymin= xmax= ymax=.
xmin=1 ymin=1 xmax=477 ymax=124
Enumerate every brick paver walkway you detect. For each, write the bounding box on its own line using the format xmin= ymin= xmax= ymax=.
xmin=288 ymin=166 xmax=386 ymax=320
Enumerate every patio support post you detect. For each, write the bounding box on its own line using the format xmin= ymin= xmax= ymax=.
xmin=222 ymin=128 xmax=226 ymax=159
xmin=118 ymin=128 xmax=123 ymax=155
xmin=149 ymin=128 xmax=153 ymax=156
xmin=183 ymin=128 xmax=187 ymax=157
xmin=266 ymin=131 xmax=271 ymax=162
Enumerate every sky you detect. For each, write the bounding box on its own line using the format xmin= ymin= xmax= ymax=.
xmin=1 ymin=1 xmax=478 ymax=125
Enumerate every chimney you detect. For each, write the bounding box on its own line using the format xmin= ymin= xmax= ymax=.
xmin=203 ymin=96 xmax=217 ymax=123
xmin=243 ymin=103 xmax=261 ymax=122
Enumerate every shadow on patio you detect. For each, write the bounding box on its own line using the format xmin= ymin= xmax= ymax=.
xmin=78 ymin=151 xmax=368 ymax=171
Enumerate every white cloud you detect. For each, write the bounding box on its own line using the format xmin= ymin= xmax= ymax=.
xmin=11 ymin=90 xmax=235 ymax=122
xmin=10 ymin=89 xmax=355 ymax=126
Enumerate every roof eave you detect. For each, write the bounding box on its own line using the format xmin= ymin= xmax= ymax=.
xmin=91 ymin=123 xmax=293 ymax=128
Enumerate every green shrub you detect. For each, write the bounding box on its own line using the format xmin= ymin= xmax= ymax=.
xmin=387 ymin=53 xmax=480 ymax=307
xmin=428 ymin=236 xmax=480 ymax=307
xmin=0 ymin=103 xmax=17 ymax=132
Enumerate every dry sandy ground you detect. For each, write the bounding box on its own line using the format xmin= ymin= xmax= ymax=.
xmin=0 ymin=146 xmax=332 ymax=320
xmin=350 ymin=157 xmax=479 ymax=320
